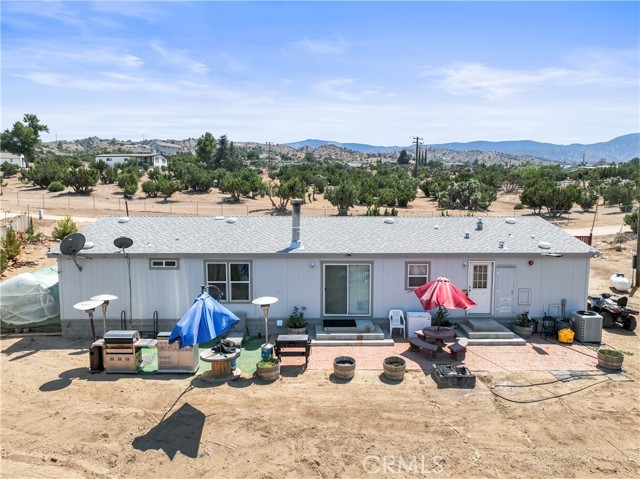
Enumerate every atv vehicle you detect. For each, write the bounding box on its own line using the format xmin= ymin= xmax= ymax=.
xmin=587 ymin=293 xmax=638 ymax=331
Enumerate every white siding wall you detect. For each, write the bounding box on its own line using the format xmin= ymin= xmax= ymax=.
xmin=57 ymin=253 xmax=590 ymax=338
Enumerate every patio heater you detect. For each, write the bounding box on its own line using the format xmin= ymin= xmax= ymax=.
xmin=91 ymin=294 xmax=118 ymax=337
xmin=73 ymin=299 xmax=104 ymax=342
xmin=252 ymin=296 xmax=278 ymax=359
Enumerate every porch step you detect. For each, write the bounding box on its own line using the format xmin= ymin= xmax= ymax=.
xmin=311 ymin=324 xmax=394 ymax=346
xmin=458 ymin=319 xmax=527 ymax=346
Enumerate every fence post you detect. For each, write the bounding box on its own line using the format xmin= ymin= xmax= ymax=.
xmin=196 ymin=202 xmax=199 ymax=215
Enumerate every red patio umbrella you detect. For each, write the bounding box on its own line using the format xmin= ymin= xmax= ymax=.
xmin=414 ymin=276 xmax=476 ymax=319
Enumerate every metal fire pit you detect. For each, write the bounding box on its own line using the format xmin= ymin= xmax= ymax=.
xmin=432 ymin=364 xmax=476 ymax=389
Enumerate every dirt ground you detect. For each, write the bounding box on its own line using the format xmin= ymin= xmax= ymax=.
xmin=1 ymin=175 xmax=639 ymax=478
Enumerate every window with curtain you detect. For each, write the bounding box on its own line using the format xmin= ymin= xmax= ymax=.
xmin=324 ymin=263 xmax=371 ymax=316
xmin=406 ymin=262 xmax=430 ymax=289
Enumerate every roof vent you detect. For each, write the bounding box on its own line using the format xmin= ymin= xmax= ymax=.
xmin=464 ymin=231 xmax=470 ymax=239
xmin=214 ymin=216 xmax=225 ymax=220
xmin=505 ymin=218 xmax=516 ymax=224
xmin=476 ymin=218 xmax=484 ymax=231
xmin=384 ymin=218 xmax=395 ymax=224
xmin=118 ymin=217 xmax=129 ymax=223
xmin=538 ymin=241 xmax=551 ymax=249
xmin=498 ymin=241 xmax=505 ymax=249
xmin=226 ymin=217 xmax=238 ymax=224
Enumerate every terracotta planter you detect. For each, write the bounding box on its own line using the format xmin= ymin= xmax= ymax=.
xmin=383 ymin=356 xmax=406 ymax=381
xmin=256 ymin=360 xmax=280 ymax=381
xmin=333 ymin=356 xmax=356 ymax=380
xmin=597 ymin=350 xmax=624 ymax=371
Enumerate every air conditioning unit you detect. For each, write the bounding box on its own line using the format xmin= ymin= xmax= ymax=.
xmin=570 ymin=310 xmax=602 ymax=343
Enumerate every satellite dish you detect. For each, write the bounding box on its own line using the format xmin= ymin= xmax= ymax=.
xmin=60 ymin=233 xmax=86 ymax=271
xmin=114 ymin=237 xmax=133 ymax=250
xmin=60 ymin=233 xmax=86 ymax=255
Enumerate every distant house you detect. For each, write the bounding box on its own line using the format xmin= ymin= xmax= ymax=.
xmin=49 ymin=207 xmax=599 ymax=339
xmin=150 ymin=141 xmax=182 ymax=156
xmin=94 ymin=153 xmax=167 ymax=169
xmin=0 ymin=151 xmax=26 ymax=168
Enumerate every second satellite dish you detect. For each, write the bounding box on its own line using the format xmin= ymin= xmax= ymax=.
xmin=114 ymin=236 xmax=134 ymax=250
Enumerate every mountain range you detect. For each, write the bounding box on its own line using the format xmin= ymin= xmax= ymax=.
xmin=285 ymin=133 xmax=639 ymax=164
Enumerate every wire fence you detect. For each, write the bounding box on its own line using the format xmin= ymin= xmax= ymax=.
xmin=1 ymin=189 xmax=612 ymax=222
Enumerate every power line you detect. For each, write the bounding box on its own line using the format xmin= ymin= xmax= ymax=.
xmin=412 ymin=136 xmax=423 ymax=178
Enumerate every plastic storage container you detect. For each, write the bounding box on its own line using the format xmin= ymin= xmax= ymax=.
xmin=558 ymin=328 xmax=575 ymax=344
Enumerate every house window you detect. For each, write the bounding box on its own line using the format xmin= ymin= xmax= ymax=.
xmin=406 ymin=262 xmax=430 ymax=289
xmin=323 ymin=263 xmax=371 ymax=316
xmin=206 ymin=261 xmax=251 ymax=302
xmin=150 ymin=259 xmax=179 ymax=269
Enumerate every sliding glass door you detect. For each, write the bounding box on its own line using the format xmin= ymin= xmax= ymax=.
xmin=323 ymin=264 xmax=371 ymax=316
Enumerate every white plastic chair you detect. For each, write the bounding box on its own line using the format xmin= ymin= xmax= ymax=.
xmin=388 ymin=309 xmax=406 ymax=338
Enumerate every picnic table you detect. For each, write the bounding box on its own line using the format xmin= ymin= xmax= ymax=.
xmin=421 ymin=326 xmax=456 ymax=353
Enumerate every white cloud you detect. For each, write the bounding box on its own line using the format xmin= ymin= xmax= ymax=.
xmin=149 ymin=41 xmax=209 ymax=74
xmin=293 ymin=38 xmax=345 ymax=55
xmin=312 ymin=78 xmax=380 ymax=102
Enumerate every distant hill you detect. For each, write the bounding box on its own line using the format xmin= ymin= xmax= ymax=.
xmin=285 ymin=134 xmax=640 ymax=163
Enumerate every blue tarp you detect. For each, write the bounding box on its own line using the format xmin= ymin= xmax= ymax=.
xmin=168 ymin=292 xmax=239 ymax=349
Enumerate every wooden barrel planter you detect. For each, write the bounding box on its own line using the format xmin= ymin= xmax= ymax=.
xmin=333 ymin=356 xmax=356 ymax=380
xmin=256 ymin=358 xmax=280 ymax=381
xmin=597 ymin=349 xmax=624 ymax=371
xmin=383 ymin=356 xmax=406 ymax=381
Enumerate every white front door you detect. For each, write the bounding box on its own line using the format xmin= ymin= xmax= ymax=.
xmin=495 ymin=266 xmax=516 ymax=317
xmin=468 ymin=261 xmax=493 ymax=314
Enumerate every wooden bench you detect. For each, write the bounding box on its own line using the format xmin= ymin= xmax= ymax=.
xmin=448 ymin=338 xmax=469 ymax=361
xmin=408 ymin=337 xmax=439 ymax=359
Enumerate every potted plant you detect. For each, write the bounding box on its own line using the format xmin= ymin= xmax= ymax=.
xmin=597 ymin=348 xmax=624 ymax=371
xmin=513 ymin=311 xmax=534 ymax=338
xmin=432 ymin=306 xmax=452 ymax=328
xmin=333 ymin=356 xmax=356 ymax=380
xmin=255 ymin=357 xmax=280 ymax=381
xmin=285 ymin=306 xmax=307 ymax=334
xmin=383 ymin=356 xmax=406 ymax=381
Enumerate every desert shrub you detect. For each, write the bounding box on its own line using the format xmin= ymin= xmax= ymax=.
xmin=624 ymin=209 xmax=638 ymax=232
xmin=1 ymin=162 xmax=20 ymax=178
xmin=513 ymin=203 xmax=524 ymax=210
xmin=1 ymin=227 xmax=21 ymax=262
xmin=52 ymin=216 xmax=78 ymax=240
xmin=47 ymin=181 xmax=65 ymax=192
xmin=613 ymin=232 xmax=627 ymax=244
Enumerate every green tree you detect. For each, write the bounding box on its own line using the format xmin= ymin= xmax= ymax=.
xmin=52 ymin=217 xmax=78 ymax=240
xmin=1 ymin=162 xmax=20 ymax=178
xmin=266 ymin=177 xmax=307 ymax=211
xmin=397 ymin=149 xmax=410 ymax=165
xmin=624 ymin=208 xmax=638 ymax=232
xmin=117 ymin=172 xmax=139 ymax=196
xmin=156 ymin=175 xmax=180 ymax=200
xmin=196 ymin=132 xmax=217 ymax=169
xmin=64 ymin=167 xmax=99 ymax=194
xmin=0 ymin=114 xmax=49 ymax=166
xmin=21 ymin=158 xmax=66 ymax=188
xmin=141 ymin=179 xmax=159 ymax=197
xmin=1 ymin=227 xmax=21 ymax=262
xmin=324 ymin=180 xmax=359 ymax=216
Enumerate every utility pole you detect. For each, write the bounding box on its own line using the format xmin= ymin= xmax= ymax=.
xmin=412 ymin=136 xmax=423 ymax=178
xmin=266 ymin=142 xmax=273 ymax=177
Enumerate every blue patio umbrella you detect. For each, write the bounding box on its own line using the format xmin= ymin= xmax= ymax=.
xmin=168 ymin=292 xmax=240 ymax=349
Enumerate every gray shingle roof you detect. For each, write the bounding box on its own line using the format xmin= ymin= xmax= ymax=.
xmin=50 ymin=215 xmax=597 ymax=257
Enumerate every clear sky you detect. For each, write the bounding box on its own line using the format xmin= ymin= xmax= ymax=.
xmin=1 ymin=1 xmax=638 ymax=146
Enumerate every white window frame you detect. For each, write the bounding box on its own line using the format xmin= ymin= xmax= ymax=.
xmin=406 ymin=262 xmax=430 ymax=290
xmin=149 ymin=259 xmax=179 ymax=270
xmin=205 ymin=261 xmax=251 ymax=302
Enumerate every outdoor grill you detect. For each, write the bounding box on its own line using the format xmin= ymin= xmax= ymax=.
xmin=102 ymin=330 xmax=142 ymax=373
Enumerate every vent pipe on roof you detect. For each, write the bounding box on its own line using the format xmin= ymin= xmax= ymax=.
xmin=476 ymin=219 xmax=484 ymax=231
xmin=289 ymin=198 xmax=304 ymax=250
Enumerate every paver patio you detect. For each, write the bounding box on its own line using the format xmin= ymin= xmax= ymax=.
xmin=277 ymin=335 xmax=599 ymax=372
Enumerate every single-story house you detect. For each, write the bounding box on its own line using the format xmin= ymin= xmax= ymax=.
xmin=0 ymin=151 xmax=26 ymax=168
xmin=49 ymin=205 xmax=599 ymax=340
xmin=94 ymin=153 xmax=168 ymax=169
